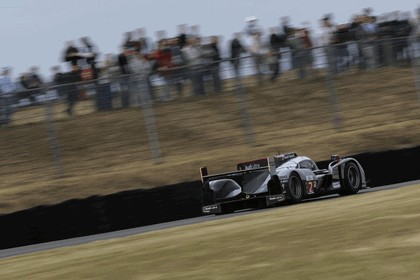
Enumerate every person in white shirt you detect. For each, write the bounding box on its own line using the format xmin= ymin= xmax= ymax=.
xmin=182 ymin=37 xmax=205 ymax=96
xmin=0 ymin=67 xmax=17 ymax=125
xmin=319 ymin=15 xmax=338 ymax=74
xmin=244 ymin=16 xmax=265 ymax=85
xmin=128 ymin=51 xmax=152 ymax=106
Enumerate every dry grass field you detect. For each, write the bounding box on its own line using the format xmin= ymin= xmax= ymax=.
xmin=1 ymin=67 xmax=420 ymax=214
xmin=1 ymin=183 xmax=420 ymax=279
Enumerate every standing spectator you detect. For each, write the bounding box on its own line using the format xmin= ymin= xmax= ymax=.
xmin=168 ymin=37 xmax=185 ymax=97
xmin=0 ymin=67 xmax=17 ymax=125
xmin=244 ymin=16 xmax=265 ymax=85
xmin=79 ymin=36 xmax=98 ymax=79
xmin=122 ymin=31 xmax=137 ymax=52
xmin=209 ymin=36 xmax=223 ymax=93
xmin=182 ymin=37 xmax=205 ymax=96
xmin=78 ymin=37 xmax=98 ymax=101
xmin=200 ymin=36 xmax=223 ymax=93
xmin=410 ymin=7 xmax=420 ymax=61
xmin=140 ymin=30 xmax=160 ymax=101
xmin=249 ymin=31 xmax=265 ymax=85
xmin=96 ymin=54 xmax=116 ymax=111
xmin=301 ymin=27 xmax=314 ymax=76
xmin=319 ymin=14 xmax=338 ymax=74
xmin=286 ymin=29 xmax=308 ymax=78
xmin=230 ymin=32 xmax=246 ymax=78
xmin=278 ymin=16 xmax=296 ymax=73
xmin=51 ymin=66 xmax=64 ymax=85
xmin=334 ymin=23 xmax=353 ymax=72
xmin=152 ymin=38 xmax=175 ymax=101
xmin=63 ymin=40 xmax=82 ymax=67
xmin=137 ymin=28 xmax=155 ymax=55
xmin=280 ymin=16 xmax=295 ymax=38
xmin=127 ymin=50 xmax=152 ymax=106
xmin=268 ymin=27 xmax=284 ymax=82
xmin=50 ymin=65 xmax=66 ymax=100
xmin=244 ymin=16 xmax=263 ymax=37
xmin=177 ymin=24 xmax=188 ymax=49
xmin=62 ymin=64 xmax=82 ymax=116
xmin=175 ymin=24 xmax=190 ymax=94
xmin=358 ymin=14 xmax=379 ymax=69
xmin=20 ymin=66 xmax=44 ymax=104
xmin=118 ymin=46 xmax=131 ymax=108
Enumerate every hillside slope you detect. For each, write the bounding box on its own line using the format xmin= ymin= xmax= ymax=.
xmin=1 ymin=67 xmax=420 ymax=213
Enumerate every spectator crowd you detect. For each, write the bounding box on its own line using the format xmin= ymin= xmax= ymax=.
xmin=2 ymin=6 xmax=420 ymax=125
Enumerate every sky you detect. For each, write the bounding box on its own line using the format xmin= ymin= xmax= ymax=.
xmin=0 ymin=0 xmax=419 ymax=79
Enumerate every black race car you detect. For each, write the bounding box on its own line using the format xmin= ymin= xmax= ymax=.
xmin=200 ymin=153 xmax=367 ymax=214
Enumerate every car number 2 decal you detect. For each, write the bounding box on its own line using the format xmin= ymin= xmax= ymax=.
xmin=306 ymin=181 xmax=316 ymax=194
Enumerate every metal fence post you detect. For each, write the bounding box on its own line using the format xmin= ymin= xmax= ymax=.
xmin=44 ymin=85 xmax=64 ymax=176
xmin=138 ymin=75 xmax=163 ymax=163
xmin=234 ymin=66 xmax=256 ymax=146
xmin=324 ymin=45 xmax=342 ymax=131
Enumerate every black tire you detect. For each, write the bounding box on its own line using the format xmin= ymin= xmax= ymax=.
xmin=267 ymin=176 xmax=283 ymax=195
xmin=285 ymin=172 xmax=304 ymax=203
xmin=339 ymin=161 xmax=362 ymax=195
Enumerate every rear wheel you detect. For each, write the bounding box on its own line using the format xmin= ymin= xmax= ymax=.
xmin=339 ymin=161 xmax=362 ymax=195
xmin=267 ymin=176 xmax=283 ymax=195
xmin=285 ymin=173 xmax=304 ymax=203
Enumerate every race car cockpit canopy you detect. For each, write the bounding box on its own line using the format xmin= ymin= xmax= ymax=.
xmin=273 ymin=152 xmax=298 ymax=167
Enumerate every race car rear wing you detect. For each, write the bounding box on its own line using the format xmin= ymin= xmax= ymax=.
xmin=199 ymin=154 xmax=294 ymax=183
xmin=200 ymin=165 xmax=268 ymax=184
xmin=236 ymin=157 xmax=269 ymax=171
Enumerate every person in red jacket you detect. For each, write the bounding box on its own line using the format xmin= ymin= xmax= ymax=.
xmin=152 ymin=39 xmax=176 ymax=101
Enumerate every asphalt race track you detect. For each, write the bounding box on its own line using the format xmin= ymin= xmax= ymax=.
xmin=1 ymin=180 xmax=420 ymax=259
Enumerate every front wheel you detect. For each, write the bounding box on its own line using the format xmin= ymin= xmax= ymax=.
xmin=339 ymin=161 xmax=362 ymax=195
xmin=285 ymin=173 xmax=304 ymax=203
